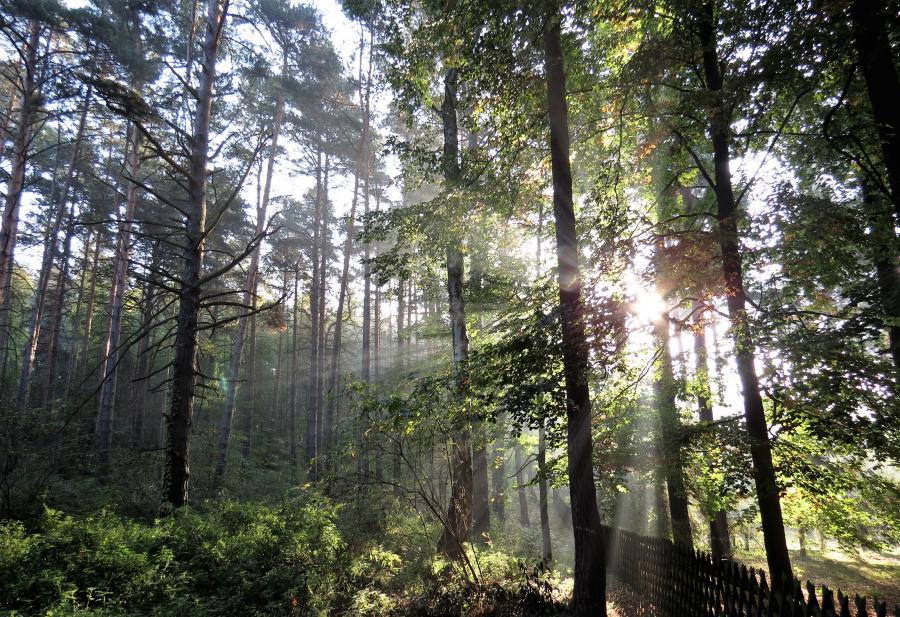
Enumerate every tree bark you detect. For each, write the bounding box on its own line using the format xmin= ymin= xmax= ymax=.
xmin=161 ymin=0 xmax=228 ymax=511
xmin=325 ymin=32 xmax=372 ymax=458
xmin=273 ymin=312 xmax=284 ymax=432
xmin=692 ymin=301 xmax=732 ymax=559
xmin=373 ymin=189 xmax=383 ymax=482
xmin=241 ymin=312 xmax=257 ymax=458
xmin=360 ymin=137 xmax=373 ymax=482
xmin=78 ymin=232 xmax=102 ymax=384
xmin=316 ymin=157 xmax=329 ymax=460
xmin=131 ymin=241 xmax=162 ymax=449
xmin=471 ymin=424 xmax=490 ymax=539
xmin=798 ymin=527 xmax=807 ymax=558
xmin=436 ymin=67 xmax=474 ymax=561
xmin=289 ymin=267 xmax=299 ymax=482
xmin=654 ymin=479 xmax=671 ymax=539
xmin=15 ymin=86 xmax=91 ymax=421
xmin=490 ymin=431 xmax=506 ymax=522
xmin=652 ymin=311 xmax=694 ymax=549
xmin=696 ymin=0 xmax=792 ymax=583
xmin=543 ymin=11 xmax=606 ymax=614
xmin=397 ymin=278 xmax=405 ymax=371
xmin=306 ymin=147 xmax=323 ymax=482
xmin=514 ymin=439 xmax=530 ymax=527
xmin=538 ymin=427 xmax=552 ymax=563
xmin=863 ymin=180 xmax=900 ymax=371
xmin=467 ymin=248 xmax=489 ymax=538
xmin=63 ymin=227 xmax=92 ymax=402
xmin=96 ymin=107 xmax=142 ymax=476
xmin=214 ymin=57 xmax=285 ymax=484
xmin=0 ymin=20 xmax=40 ymax=328
xmin=42 ymin=202 xmax=76 ymax=411
xmin=536 ymin=201 xmax=551 ymax=563
xmin=850 ymin=0 xmax=900 ymax=219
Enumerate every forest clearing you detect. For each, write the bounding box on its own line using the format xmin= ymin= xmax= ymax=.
xmin=0 ymin=0 xmax=898 ymax=614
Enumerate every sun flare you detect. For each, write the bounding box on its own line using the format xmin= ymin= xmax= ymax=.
xmin=632 ymin=288 xmax=667 ymax=323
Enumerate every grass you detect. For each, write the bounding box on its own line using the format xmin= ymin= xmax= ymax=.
xmin=735 ymin=547 xmax=900 ymax=611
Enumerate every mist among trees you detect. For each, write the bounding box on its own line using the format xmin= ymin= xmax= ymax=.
xmin=0 ymin=0 xmax=898 ymax=614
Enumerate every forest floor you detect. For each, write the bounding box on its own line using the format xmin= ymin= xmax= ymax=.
xmin=737 ymin=548 xmax=900 ymax=612
xmin=600 ymin=546 xmax=900 ymax=617
xmin=602 ymin=549 xmax=900 ymax=617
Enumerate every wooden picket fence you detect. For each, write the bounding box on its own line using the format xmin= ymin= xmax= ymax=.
xmin=602 ymin=526 xmax=899 ymax=617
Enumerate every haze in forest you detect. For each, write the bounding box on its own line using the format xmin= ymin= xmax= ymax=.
xmin=0 ymin=0 xmax=898 ymax=615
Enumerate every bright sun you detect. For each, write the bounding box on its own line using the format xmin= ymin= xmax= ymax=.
xmin=632 ymin=288 xmax=667 ymax=323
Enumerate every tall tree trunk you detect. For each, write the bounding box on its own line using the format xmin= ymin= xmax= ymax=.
xmin=471 ymin=425 xmax=490 ymax=539
xmin=436 ymin=67 xmax=474 ymax=561
xmin=468 ymin=255 xmax=489 ymax=539
xmin=289 ymin=267 xmax=299 ymax=482
xmin=652 ymin=309 xmax=693 ymax=549
xmin=0 ymin=20 xmax=40 ymax=335
xmin=213 ymin=58 xmax=285 ymax=483
xmin=0 ymin=78 xmax=17 ymax=163
xmin=863 ymin=180 xmax=900 ymax=371
xmin=15 ymin=86 xmax=91 ymax=421
xmin=536 ymin=201 xmax=551 ymax=563
xmin=306 ymin=148 xmax=323 ymax=482
xmin=63 ymin=227 xmax=92 ymax=403
xmin=407 ymin=280 xmax=413 ymax=352
xmin=80 ymin=233 xmax=102 ymax=377
xmin=241 ymin=313 xmax=257 ymax=458
xmin=324 ymin=29 xmax=371 ymax=457
xmin=373 ymin=190 xmax=383 ymax=482
xmin=696 ymin=0 xmax=792 ymax=583
xmin=131 ymin=241 xmax=162 ymax=449
xmin=490 ymin=448 xmax=506 ymax=520
xmin=543 ymin=11 xmax=605 ymax=614
xmin=490 ymin=429 xmax=506 ymax=523
xmin=850 ymin=0 xmax=900 ymax=219
xmin=692 ymin=300 xmax=732 ymax=560
xmin=655 ymin=479 xmax=671 ymax=539
xmin=70 ymin=230 xmax=103 ymax=398
xmin=360 ymin=137 xmax=373 ymax=483
xmin=393 ymin=277 xmax=406 ymax=489
xmin=374 ymin=286 xmax=381 ymax=380
xmin=396 ymin=279 xmax=405 ymax=370
xmin=316 ymin=156 xmax=329 ymax=463
xmin=96 ymin=104 xmax=143 ymax=476
xmin=537 ymin=426 xmax=552 ymax=562
xmin=514 ymin=440 xmax=530 ymax=527
xmin=274 ymin=271 xmax=290 ymax=433
xmin=42 ymin=203 xmax=76 ymax=411
xmin=798 ymin=527 xmax=807 ymax=558
xmin=273 ymin=312 xmax=284 ymax=432
xmin=161 ymin=0 xmax=228 ymax=511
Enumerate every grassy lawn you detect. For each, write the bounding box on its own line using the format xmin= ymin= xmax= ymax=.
xmin=735 ymin=548 xmax=900 ymax=610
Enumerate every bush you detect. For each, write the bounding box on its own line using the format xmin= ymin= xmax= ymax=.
xmin=0 ymin=494 xmax=346 ymax=616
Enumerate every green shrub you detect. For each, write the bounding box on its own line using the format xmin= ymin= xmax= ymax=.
xmin=0 ymin=494 xmax=345 ymax=616
xmin=348 ymin=588 xmax=397 ymax=616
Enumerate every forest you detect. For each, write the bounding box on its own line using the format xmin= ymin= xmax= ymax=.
xmin=0 ymin=0 xmax=898 ymax=614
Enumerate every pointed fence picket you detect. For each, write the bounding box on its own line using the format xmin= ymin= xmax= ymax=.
xmin=602 ymin=526 xmax=898 ymax=617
